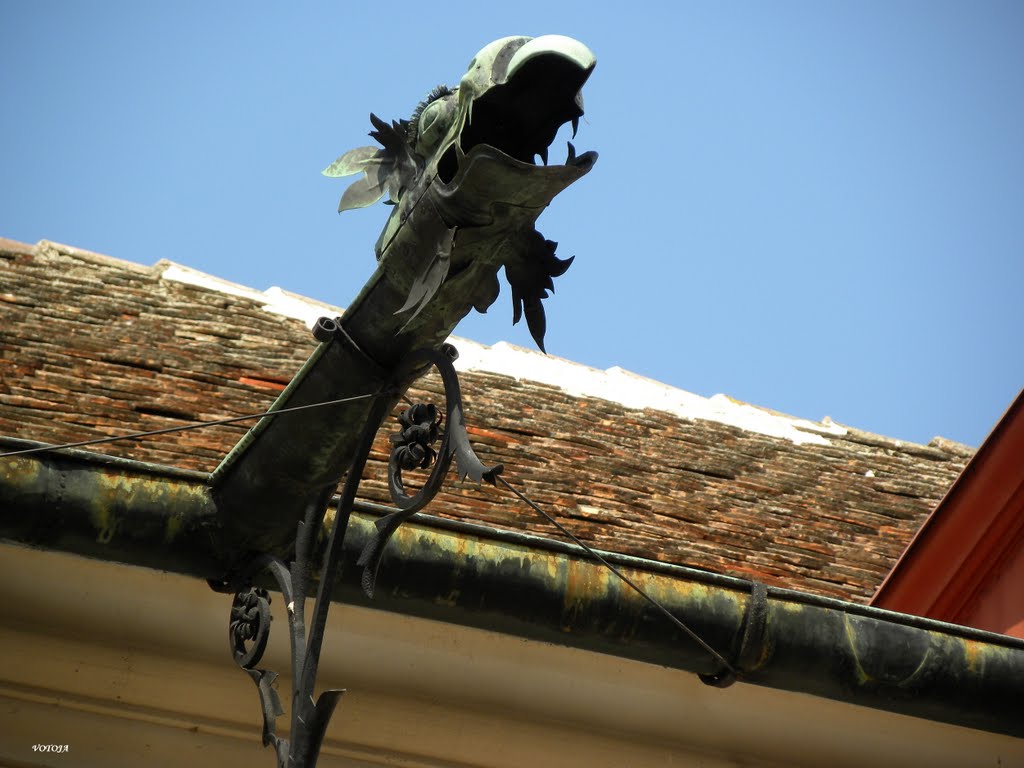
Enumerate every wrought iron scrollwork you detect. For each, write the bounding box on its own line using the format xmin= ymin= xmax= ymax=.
xmin=230 ymin=587 xmax=272 ymax=669
xmin=215 ymin=341 xmax=497 ymax=768
xmin=358 ymin=343 xmax=502 ymax=598
xmin=215 ymin=547 xmax=341 ymax=765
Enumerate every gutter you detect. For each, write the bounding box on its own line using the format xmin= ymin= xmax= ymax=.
xmin=2 ymin=436 xmax=1022 ymax=739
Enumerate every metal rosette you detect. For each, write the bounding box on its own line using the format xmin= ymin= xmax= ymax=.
xmin=357 ymin=343 xmax=503 ymax=597
xmin=229 ymin=587 xmax=272 ymax=670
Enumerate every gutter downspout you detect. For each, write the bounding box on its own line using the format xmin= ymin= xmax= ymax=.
xmin=2 ymin=438 xmax=1022 ymax=739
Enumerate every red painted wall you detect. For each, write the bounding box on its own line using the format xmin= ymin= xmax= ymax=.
xmin=872 ymin=390 xmax=1024 ymax=640
xmin=957 ymin=543 xmax=1024 ymax=639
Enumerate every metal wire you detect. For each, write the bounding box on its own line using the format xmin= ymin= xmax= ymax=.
xmin=494 ymin=475 xmax=738 ymax=677
xmin=0 ymin=392 xmax=384 ymax=459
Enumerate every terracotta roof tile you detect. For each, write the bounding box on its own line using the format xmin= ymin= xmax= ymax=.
xmin=0 ymin=239 xmax=971 ymax=602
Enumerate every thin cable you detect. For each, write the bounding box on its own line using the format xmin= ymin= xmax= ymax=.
xmin=0 ymin=392 xmax=385 ymax=459
xmin=494 ymin=474 xmax=738 ymax=677
xmin=6 ymin=387 xmax=735 ymax=674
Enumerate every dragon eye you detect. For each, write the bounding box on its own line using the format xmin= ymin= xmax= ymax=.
xmin=408 ymin=84 xmax=457 ymax=157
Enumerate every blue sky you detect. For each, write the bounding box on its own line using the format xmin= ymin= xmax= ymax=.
xmin=2 ymin=1 xmax=1021 ymax=447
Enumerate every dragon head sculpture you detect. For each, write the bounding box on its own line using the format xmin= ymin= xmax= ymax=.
xmin=324 ymin=35 xmax=597 ymax=351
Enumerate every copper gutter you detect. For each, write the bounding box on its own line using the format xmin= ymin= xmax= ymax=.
xmin=2 ymin=436 xmax=1022 ymax=738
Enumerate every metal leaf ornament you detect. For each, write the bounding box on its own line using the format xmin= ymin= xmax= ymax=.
xmin=322 ymin=114 xmax=422 ymax=211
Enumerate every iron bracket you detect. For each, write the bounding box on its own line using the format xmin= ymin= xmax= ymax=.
xmin=211 ymin=340 xmax=498 ymax=767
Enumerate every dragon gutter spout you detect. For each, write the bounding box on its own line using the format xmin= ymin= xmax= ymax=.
xmin=211 ymin=35 xmax=598 ymax=555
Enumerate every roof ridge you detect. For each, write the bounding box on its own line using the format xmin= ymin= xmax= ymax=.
xmin=36 ymin=239 xmax=154 ymax=274
xmin=449 ymin=338 xmax=847 ymax=447
xmin=159 ymin=261 xmax=346 ymax=327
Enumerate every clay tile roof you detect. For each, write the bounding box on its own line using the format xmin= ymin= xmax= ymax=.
xmin=0 ymin=238 xmax=973 ymax=603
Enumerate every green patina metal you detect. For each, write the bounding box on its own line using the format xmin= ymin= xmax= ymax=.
xmin=0 ymin=437 xmax=223 ymax=576
xmin=361 ymin=518 xmax=1024 ymax=737
xmin=4 ymin=439 xmax=1022 ymax=737
xmin=327 ymin=34 xmax=596 ymax=343
xmin=211 ymin=36 xmax=597 ymax=557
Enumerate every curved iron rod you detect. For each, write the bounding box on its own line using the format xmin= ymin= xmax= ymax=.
xmin=221 ymin=343 xmax=498 ymax=767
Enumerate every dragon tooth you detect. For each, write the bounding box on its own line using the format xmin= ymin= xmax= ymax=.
xmin=571 ymin=116 xmax=579 ymax=139
xmin=567 ymin=142 xmax=576 ymax=162
xmin=538 ymin=146 xmax=549 ymax=166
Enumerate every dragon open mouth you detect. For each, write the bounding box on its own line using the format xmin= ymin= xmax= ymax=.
xmin=436 ymin=36 xmax=597 ymax=183
xmin=324 ymin=34 xmax=599 ymax=351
